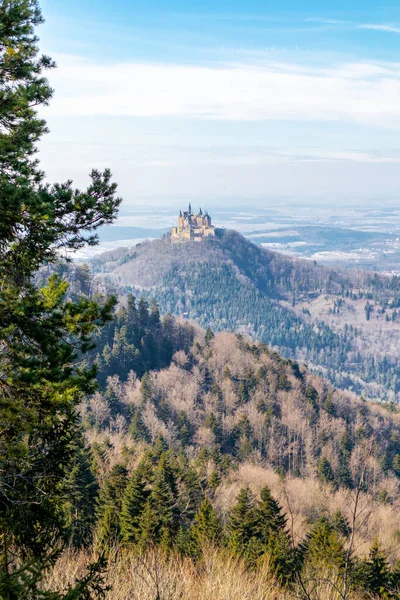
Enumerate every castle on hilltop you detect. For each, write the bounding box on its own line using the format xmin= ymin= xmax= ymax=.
xmin=171 ymin=204 xmax=215 ymax=242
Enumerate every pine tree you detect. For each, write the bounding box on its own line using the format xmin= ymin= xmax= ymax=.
xmin=191 ymin=498 xmax=223 ymax=547
xmin=331 ymin=510 xmax=351 ymax=538
xmin=392 ymin=453 xmax=400 ymax=477
xmin=363 ymin=539 xmax=391 ymax=597
xmin=180 ymin=464 xmax=203 ymax=522
xmin=176 ymin=410 xmax=195 ymax=446
xmin=129 ymin=407 xmax=150 ymax=442
xmin=205 ymin=412 xmax=223 ymax=446
xmin=126 ymin=294 xmax=139 ymax=326
xmin=0 ymin=0 xmax=120 ymax=593
xmin=255 ymin=487 xmax=294 ymax=583
xmin=301 ymin=517 xmax=346 ymax=572
xmin=120 ymin=466 xmax=150 ymax=546
xmin=96 ymin=465 xmax=127 ymax=547
xmin=138 ymin=298 xmax=150 ymax=328
xmin=149 ymin=299 xmax=161 ymax=328
xmin=62 ymin=434 xmax=99 ymax=548
xmin=146 ymin=454 xmax=180 ymax=544
xmin=140 ymin=372 xmax=153 ymax=404
xmin=255 ymin=486 xmax=287 ymax=542
xmin=266 ymin=530 xmax=296 ymax=584
xmin=208 ymin=469 xmax=221 ymax=491
xmin=317 ymin=456 xmax=335 ymax=485
xmin=226 ymin=487 xmax=258 ymax=557
xmin=205 ymin=328 xmax=214 ymax=344
xmin=138 ymin=498 xmax=159 ymax=550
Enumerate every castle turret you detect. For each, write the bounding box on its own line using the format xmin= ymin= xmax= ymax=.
xmin=172 ymin=205 xmax=215 ymax=242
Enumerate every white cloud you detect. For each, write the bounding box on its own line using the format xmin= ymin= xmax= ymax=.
xmin=45 ymin=55 xmax=400 ymax=128
xmin=358 ymin=23 xmax=400 ymax=34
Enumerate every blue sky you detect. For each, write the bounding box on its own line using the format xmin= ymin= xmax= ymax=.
xmin=37 ymin=0 xmax=400 ymax=208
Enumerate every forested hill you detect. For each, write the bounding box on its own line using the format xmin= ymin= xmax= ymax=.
xmin=92 ymin=230 xmax=400 ymax=402
xmin=93 ymin=228 xmax=399 ymax=298
xmin=82 ymin=328 xmax=400 ymax=573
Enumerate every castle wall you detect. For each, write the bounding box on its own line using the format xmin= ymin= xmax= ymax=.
xmin=171 ymin=207 xmax=215 ymax=242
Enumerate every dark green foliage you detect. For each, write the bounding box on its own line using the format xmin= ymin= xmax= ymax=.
xmin=255 ymin=487 xmax=295 ymax=583
xmin=226 ymin=487 xmax=258 ymax=557
xmin=137 ymin=499 xmax=159 ymax=550
xmin=0 ymin=0 xmax=120 ymax=593
xmin=191 ymin=498 xmax=223 ymax=547
xmin=255 ymin=486 xmax=287 ymax=542
xmin=205 ymin=328 xmax=214 ymax=344
xmin=265 ymin=530 xmax=296 ymax=584
xmin=361 ymin=539 xmax=392 ymax=598
xmin=62 ymin=435 xmax=99 ymax=548
xmin=95 ymin=465 xmax=127 ymax=547
xmin=317 ymin=456 xmax=335 ymax=485
xmin=120 ymin=466 xmax=150 ymax=545
xmin=301 ymin=517 xmax=346 ymax=571
xmin=331 ymin=510 xmax=351 ymax=539
xmin=143 ymin=454 xmax=180 ymax=545
xmin=392 ymin=453 xmax=400 ymax=477
xmin=205 ymin=412 xmax=223 ymax=446
xmin=129 ymin=406 xmax=151 ymax=442
xmin=91 ymin=295 xmax=194 ymax=385
xmin=176 ymin=411 xmax=195 ymax=446
xmin=140 ymin=373 xmax=152 ymax=404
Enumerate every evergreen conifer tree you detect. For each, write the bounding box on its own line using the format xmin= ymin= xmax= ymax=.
xmin=254 ymin=487 xmax=294 ymax=582
xmin=301 ymin=517 xmax=346 ymax=573
xmin=138 ymin=498 xmax=158 ymax=550
xmin=255 ymin=486 xmax=287 ymax=542
xmin=363 ymin=539 xmax=391 ymax=597
xmin=0 ymin=0 xmax=120 ymax=593
xmin=120 ymin=466 xmax=150 ymax=546
xmin=392 ymin=454 xmax=400 ymax=477
xmin=145 ymin=454 xmax=180 ymax=544
xmin=140 ymin=373 xmax=153 ymax=404
xmin=62 ymin=434 xmax=99 ymax=548
xmin=95 ymin=465 xmax=127 ymax=547
xmin=317 ymin=456 xmax=335 ymax=485
xmin=226 ymin=487 xmax=258 ymax=557
xmin=191 ymin=497 xmax=223 ymax=547
xmin=129 ymin=407 xmax=150 ymax=442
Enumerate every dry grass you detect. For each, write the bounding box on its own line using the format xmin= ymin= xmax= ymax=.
xmin=44 ymin=546 xmax=369 ymax=600
xmin=46 ymin=547 xmax=283 ymax=600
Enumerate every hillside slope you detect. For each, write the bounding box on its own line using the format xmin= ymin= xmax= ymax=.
xmin=84 ymin=328 xmax=400 ymax=560
xmin=92 ymin=231 xmax=400 ymax=401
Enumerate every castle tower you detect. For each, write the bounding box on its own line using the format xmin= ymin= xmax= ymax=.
xmin=171 ymin=205 xmax=215 ymax=242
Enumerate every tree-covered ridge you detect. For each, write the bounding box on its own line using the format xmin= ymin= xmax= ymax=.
xmin=92 ymin=231 xmax=400 ymax=401
xmin=85 ymin=331 xmax=400 ymax=491
xmin=86 ymin=294 xmax=196 ymax=384
xmin=73 ymin=329 xmax=400 ymax=598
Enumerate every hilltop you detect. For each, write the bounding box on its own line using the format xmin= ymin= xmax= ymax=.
xmin=91 ymin=230 xmax=400 ymax=401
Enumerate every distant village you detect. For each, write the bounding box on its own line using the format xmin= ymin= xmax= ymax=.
xmin=171 ymin=204 xmax=215 ymax=242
